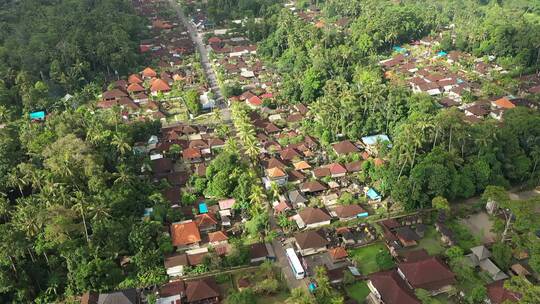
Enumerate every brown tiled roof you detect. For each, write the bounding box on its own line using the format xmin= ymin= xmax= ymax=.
xmin=171 ymin=221 xmax=201 ymax=246
xmin=267 ymin=167 xmax=287 ymax=178
xmin=369 ymin=270 xmax=420 ymax=304
xmin=395 ymin=227 xmax=421 ymax=242
xmin=298 ymin=207 xmax=331 ymax=224
xmin=158 ymin=280 xmax=185 ymax=298
xmin=288 ymin=170 xmax=306 ymax=182
xmin=326 ymin=163 xmax=347 ymax=175
xmin=164 ymin=253 xmax=189 ymax=268
xmin=128 ymin=74 xmax=143 ymax=84
xmin=295 ymin=230 xmax=329 ymax=249
xmin=249 ymin=242 xmax=269 ymax=259
xmin=142 ymin=67 xmax=157 ymax=78
xmin=486 ymin=280 xmax=521 ymax=304
xmin=333 ymin=205 xmax=366 ymax=218
xmin=300 ymin=181 xmax=327 ymax=193
xmin=195 ymin=213 xmax=217 ymax=227
xmin=151 ymin=78 xmax=171 ymax=92
xmin=280 ymin=148 xmax=301 ymax=161
xmin=264 ymin=157 xmax=286 ymax=169
xmin=182 ymin=147 xmax=201 ymax=159
xmin=208 ymin=230 xmax=228 ymax=243
xmin=127 ymin=83 xmax=145 ymax=93
xmin=332 ymin=140 xmax=359 ymax=155
xmin=328 ymin=247 xmax=348 ymax=260
xmin=345 ymin=161 xmax=363 ymax=172
xmin=398 ymin=257 xmax=456 ymax=291
xmin=313 ymin=167 xmax=331 ymax=178
xmin=162 ymin=187 xmax=181 ymax=204
xmin=185 ymin=278 xmax=220 ymax=302
xmin=152 ymin=158 xmax=173 ymax=174
xmin=103 ymin=88 xmax=128 ymax=100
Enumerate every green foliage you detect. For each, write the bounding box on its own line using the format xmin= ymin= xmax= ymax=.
xmin=225 ymin=288 xmax=256 ymax=304
xmin=375 ymin=250 xmax=394 ymax=271
xmin=491 ymin=243 xmax=512 ymax=270
xmin=184 ymin=89 xmax=202 ymax=116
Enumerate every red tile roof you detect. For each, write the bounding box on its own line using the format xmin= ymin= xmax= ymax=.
xmin=171 ymin=221 xmax=201 ymax=246
xmin=182 ymin=147 xmax=201 ymax=159
xmin=195 ymin=213 xmax=218 ymax=227
xmin=328 ymin=247 xmax=348 ymax=261
xmin=127 ymin=83 xmax=145 ymax=93
xmin=208 ymin=230 xmax=228 ymax=243
xmin=151 ymin=78 xmax=171 ymax=92
xmin=326 ymin=163 xmax=347 ymax=175
xmin=398 ymin=257 xmax=456 ymax=291
xmin=298 ymin=207 xmax=331 ymax=224
xmin=247 ymin=96 xmax=263 ymax=107
xmin=142 ymin=67 xmax=157 ymax=78
xmin=369 ymin=270 xmax=420 ymax=304
xmin=185 ymin=278 xmax=220 ymax=303
xmin=128 ymin=74 xmax=143 ymax=84
xmin=332 ymin=140 xmax=359 ymax=155
xmin=486 ymin=280 xmax=521 ymax=304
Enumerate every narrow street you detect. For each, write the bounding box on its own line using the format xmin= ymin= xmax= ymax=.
xmin=168 ymin=0 xmax=231 ymax=123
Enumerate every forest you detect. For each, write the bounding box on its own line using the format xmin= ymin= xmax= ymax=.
xmin=0 ymin=0 xmax=145 ymax=115
xmin=256 ymin=0 xmax=540 ymax=210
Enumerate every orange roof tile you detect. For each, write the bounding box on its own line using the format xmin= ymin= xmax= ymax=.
xmin=208 ymin=231 xmax=228 ymax=243
xmin=267 ymin=167 xmax=287 ymax=178
xmin=142 ymin=67 xmax=157 ymax=78
xmin=329 ymin=247 xmax=348 ymax=260
xmin=294 ymin=161 xmax=311 ymax=170
xmin=151 ymin=79 xmax=171 ymax=92
xmin=171 ymin=221 xmax=201 ymax=246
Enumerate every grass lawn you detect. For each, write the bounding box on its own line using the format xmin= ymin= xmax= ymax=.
xmin=349 ymin=243 xmax=388 ymax=275
xmin=414 ymin=226 xmax=445 ymax=255
xmin=346 ymin=281 xmax=370 ymax=303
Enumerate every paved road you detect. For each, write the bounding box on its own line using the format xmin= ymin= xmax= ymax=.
xmin=268 ymin=209 xmax=308 ymax=290
xmin=168 ymin=0 xmax=231 ymax=123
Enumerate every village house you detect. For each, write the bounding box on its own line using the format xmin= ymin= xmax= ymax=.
xmin=368 ymin=270 xmax=421 ymax=304
xmin=295 ymin=207 xmax=332 ymax=229
xmin=249 ymin=242 xmax=276 ymax=264
xmin=467 ymin=245 xmax=509 ymax=281
xmin=332 ymin=140 xmax=360 ymax=156
xmin=171 ymin=220 xmax=201 ymax=250
xmin=194 ymin=213 xmax=218 ymax=232
xmin=397 ymin=256 xmax=456 ymax=295
xmin=288 ymin=189 xmax=308 ymax=208
xmin=184 ymin=278 xmax=221 ymax=304
xmin=486 ymin=280 xmax=521 ymax=304
xmin=164 ymin=253 xmax=189 ymax=278
xmin=294 ymin=230 xmax=329 ymax=256
xmin=331 ymin=204 xmax=368 ymax=221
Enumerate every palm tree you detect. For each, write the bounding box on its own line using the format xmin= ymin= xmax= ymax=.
xmin=249 ymin=185 xmax=267 ymax=217
xmin=112 ymin=133 xmax=131 ymax=157
xmin=71 ymin=191 xmax=90 ymax=244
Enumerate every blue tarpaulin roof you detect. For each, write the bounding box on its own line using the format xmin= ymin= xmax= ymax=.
xmin=30 ymin=111 xmax=45 ymax=120
xmin=437 ymin=51 xmax=448 ymax=57
xmin=367 ymin=188 xmax=381 ymax=200
xmin=361 ymin=134 xmax=391 ymax=146
xmin=199 ymin=202 xmax=208 ymax=214
xmin=308 ymin=283 xmax=317 ymax=292
xmin=393 ymin=46 xmax=407 ymax=53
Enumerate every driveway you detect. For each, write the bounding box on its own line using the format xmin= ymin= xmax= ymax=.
xmin=168 ymin=0 xmax=231 ymax=123
xmin=271 ymin=238 xmax=307 ymax=290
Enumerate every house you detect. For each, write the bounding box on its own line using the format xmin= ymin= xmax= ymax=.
xmin=294 ymin=230 xmax=329 ymax=256
xmin=467 ymin=245 xmax=508 ymax=281
xmin=195 ymin=213 xmax=218 ymax=232
xmin=182 ymin=147 xmax=203 ymax=163
xmin=274 ymin=200 xmax=291 ymax=214
xmin=491 ymin=97 xmax=515 ymax=110
xmin=486 ymin=280 xmax=521 ymax=304
xmin=280 ymin=147 xmax=301 ymax=161
xmin=208 ymin=231 xmax=228 ymax=246
xmin=150 ymin=79 xmax=171 ymax=95
xmin=265 ymin=167 xmax=288 ymax=186
xmin=397 ymin=256 xmax=456 ymax=294
xmin=395 ymin=227 xmax=421 ymax=247
xmin=366 ymin=187 xmax=382 ymax=203
xmin=142 ymin=67 xmax=157 ymax=78
xmin=81 ymin=289 xmax=141 ymax=304
xmin=218 ymin=198 xmax=235 ymax=217
xmin=361 ymin=134 xmax=391 ymax=155
xmin=185 ymin=278 xmax=220 ymax=304
xmin=332 ymin=140 xmax=359 ymax=156
xmin=151 ymin=158 xmax=173 ymax=177
xmin=331 ymin=204 xmax=368 ymax=221
xmin=368 ymin=270 xmax=420 ymax=304
xmin=156 ymin=281 xmax=185 ymax=304
xmin=313 ymin=167 xmax=331 ymax=178
xmin=345 ymin=161 xmax=363 ymax=173
xmin=164 ymin=253 xmax=189 ymax=278
xmin=249 ymin=242 xmax=276 ymax=264
xmin=300 ymin=181 xmax=327 ymax=194
xmin=294 ymin=160 xmax=312 ymax=171
xmin=399 ymin=249 xmax=430 ymax=263
xmin=296 ymin=207 xmax=332 ymax=229
xmin=328 ymin=246 xmax=348 ymax=263
xmin=326 ymin=163 xmax=347 ymax=178
xmin=288 ymin=190 xmax=308 ymax=208
xmin=321 ymin=193 xmax=339 ymax=208
xmin=171 ymin=221 xmax=201 ymax=249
